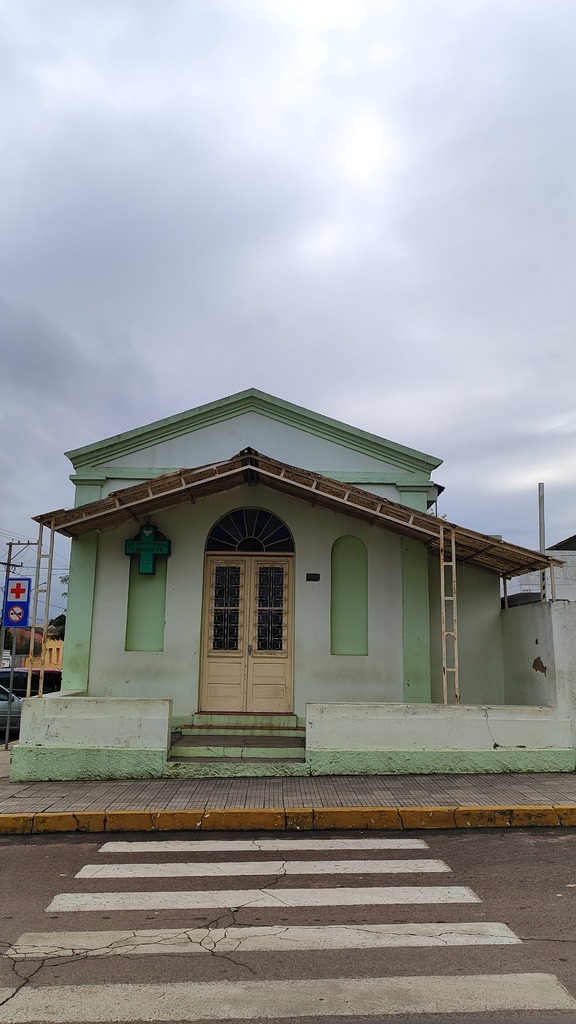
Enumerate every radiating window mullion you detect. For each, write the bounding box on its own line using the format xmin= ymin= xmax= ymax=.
xmin=207 ymin=509 xmax=294 ymax=552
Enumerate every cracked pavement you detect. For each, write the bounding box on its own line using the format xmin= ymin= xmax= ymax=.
xmin=1 ymin=828 xmax=576 ymax=1020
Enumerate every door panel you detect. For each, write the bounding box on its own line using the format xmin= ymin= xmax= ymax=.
xmin=247 ymin=560 xmax=291 ymax=712
xmin=201 ymin=555 xmax=292 ymax=712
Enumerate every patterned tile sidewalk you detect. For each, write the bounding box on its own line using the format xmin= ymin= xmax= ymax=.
xmin=1 ymin=740 xmax=576 ymax=814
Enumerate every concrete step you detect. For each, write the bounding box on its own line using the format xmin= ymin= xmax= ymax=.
xmin=168 ymin=755 xmax=307 ymax=765
xmin=163 ymin=759 xmax=310 ymax=778
xmin=170 ymin=739 xmax=305 ymax=761
xmin=170 ymin=714 xmax=306 ymax=765
xmin=180 ymin=727 xmax=306 ymax=739
xmin=174 ymin=734 xmax=305 ymax=749
xmin=185 ymin=713 xmax=301 ymax=734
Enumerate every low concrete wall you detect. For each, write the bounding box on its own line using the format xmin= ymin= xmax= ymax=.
xmin=11 ymin=697 xmax=172 ymax=781
xmin=550 ymin=603 xmax=576 ymax=717
xmin=306 ymin=702 xmax=572 ymax=750
xmin=18 ymin=696 xmax=172 ymax=749
xmin=305 ymin=702 xmax=574 ymax=774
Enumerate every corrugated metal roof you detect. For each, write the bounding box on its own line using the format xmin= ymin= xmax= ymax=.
xmin=34 ymin=449 xmax=561 ymax=578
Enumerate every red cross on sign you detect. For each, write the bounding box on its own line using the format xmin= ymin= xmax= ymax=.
xmin=9 ymin=581 xmax=27 ymax=600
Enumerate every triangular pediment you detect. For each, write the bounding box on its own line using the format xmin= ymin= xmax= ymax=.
xmin=66 ymin=389 xmax=442 ymax=479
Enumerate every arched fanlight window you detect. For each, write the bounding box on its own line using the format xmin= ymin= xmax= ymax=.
xmin=206 ymin=508 xmax=294 ymax=553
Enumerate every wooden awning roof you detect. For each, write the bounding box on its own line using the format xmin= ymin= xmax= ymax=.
xmin=34 ymin=448 xmax=561 ymax=578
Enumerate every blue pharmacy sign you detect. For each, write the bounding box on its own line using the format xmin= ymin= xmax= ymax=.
xmin=2 ymin=577 xmax=32 ymax=629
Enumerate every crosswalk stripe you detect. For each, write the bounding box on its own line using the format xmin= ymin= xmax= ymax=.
xmin=0 ymin=974 xmax=574 ymax=1021
xmin=6 ymin=922 xmax=521 ymax=959
xmin=76 ymin=858 xmax=450 ymax=879
xmin=47 ymin=885 xmax=480 ymax=912
xmin=99 ymin=837 xmax=428 ymax=853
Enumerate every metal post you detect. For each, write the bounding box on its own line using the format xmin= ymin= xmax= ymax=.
xmin=27 ymin=527 xmax=43 ymax=697
xmin=0 ymin=541 xmax=14 ymax=669
xmin=3 ymin=629 xmax=17 ymax=750
xmin=38 ymin=522 xmax=55 ymax=698
xmin=503 ymin=577 xmax=509 ymax=610
xmin=539 ymin=482 xmax=546 ymax=602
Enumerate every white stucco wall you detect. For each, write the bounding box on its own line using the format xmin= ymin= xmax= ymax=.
xmin=19 ymin=697 xmax=172 ymax=750
xmin=100 ymin=412 xmax=403 ymax=477
xmin=87 ymin=484 xmax=404 ymax=718
xmin=549 ymin=602 xmax=576 ymax=726
xmin=429 ymin=559 xmax=505 ymax=703
xmin=306 ymin=702 xmax=572 ymax=751
xmin=502 ymin=603 xmax=556 ymax=706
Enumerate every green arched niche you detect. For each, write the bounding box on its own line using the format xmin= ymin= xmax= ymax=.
xmin=330 ymin=535 xmax=368 ymax=655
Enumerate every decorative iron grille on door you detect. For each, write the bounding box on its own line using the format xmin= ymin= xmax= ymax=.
xmin=211 ymin=563 xmax=243 ymax=652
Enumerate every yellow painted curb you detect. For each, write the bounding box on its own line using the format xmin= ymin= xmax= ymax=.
xmin=0 ymin=813 xmax=34 ymax=834
xmin=75 ymin=812 xmax=107 ymax=832
xmin=105 ymin=810 xmax=155 ymax=832
xmin=285 ymin=808 xmax=314 ymax=830
xmin=200 ymin=808 xmax=286 ymax=831
xmin=509 ymin=805 xmax=560 ymax=827
xmin=0 ymin=803 xmax=575 ymax=835
xmin=554 ymin=804 xmax=576 ymax=826
xmin=454 ymin=805 xmax=512 ymax=828
xmin=399 ymin=806 xmax=457 ymax=829
xmin=151 ymin=809 xmax=204 ymax=831
xmin=33 ymin=813 xmax=79 ymax=833
xmin=313 ymin=806 xmax=402 ymax=830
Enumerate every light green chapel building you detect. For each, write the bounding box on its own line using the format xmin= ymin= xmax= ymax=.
xmin=12 ymin=390 xmax=576 ymax=781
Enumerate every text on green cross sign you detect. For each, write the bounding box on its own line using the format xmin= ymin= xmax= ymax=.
xmin=125 ymin=526 xmax=171 ymax=575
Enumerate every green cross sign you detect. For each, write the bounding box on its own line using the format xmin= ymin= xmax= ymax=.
xmin=125 ymin=525 xmax=171 ymax=575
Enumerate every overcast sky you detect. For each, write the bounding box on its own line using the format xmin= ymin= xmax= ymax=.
xmin=1 ymin=0 xmax=576 ymax=610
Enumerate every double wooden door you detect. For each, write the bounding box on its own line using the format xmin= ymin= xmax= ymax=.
xmin=200 ymin=555 xmax=293 ymax=713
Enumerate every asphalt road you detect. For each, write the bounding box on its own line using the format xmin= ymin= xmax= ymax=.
xmin=0 ymin=827 xmax=575 ymax=1023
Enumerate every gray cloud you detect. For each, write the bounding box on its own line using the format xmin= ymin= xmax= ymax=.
xmin=1 ymin=0 xmax=575 ymax=567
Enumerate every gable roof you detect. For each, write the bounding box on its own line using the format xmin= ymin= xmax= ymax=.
xmin=548 ymin=535 xmax=576 ymax=551
xmin=65 ymin=388 xmax=442 ymax=476
xmin=35 ymin=448 xmax=559 ymax=579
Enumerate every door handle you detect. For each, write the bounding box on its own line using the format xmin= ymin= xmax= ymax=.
xmin=247 ymin=644 xmax=253 ymax=654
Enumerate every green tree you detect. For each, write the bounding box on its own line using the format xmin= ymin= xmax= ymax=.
xmin=48 ymin=614 xmax=66 ymax=640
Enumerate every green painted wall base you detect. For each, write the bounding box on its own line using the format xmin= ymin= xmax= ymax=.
xmin=306 ymin=748 xmax=576 ymax=775
xmin=10 ymin=746 xmax=167 ymax=782
xmin=10 ymin=743 xmax=576 ymax=781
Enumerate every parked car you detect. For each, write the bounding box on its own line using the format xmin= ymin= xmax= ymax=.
xmin=0 ymin=669 xmax=61 ymax=699
xmin=0 ymin=685 xmax=22 ymax=735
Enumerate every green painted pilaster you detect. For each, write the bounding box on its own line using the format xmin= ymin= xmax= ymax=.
xmin=397 ymin=486 xmax=429 ymax=512
xmin=401 ymin=538 xmax=431 ymax=702
xmin=61 ymin=533 xmax=98 ymax=693
xmin=72 ymin=478 xmax=105 ymax=507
